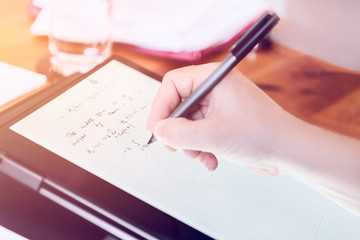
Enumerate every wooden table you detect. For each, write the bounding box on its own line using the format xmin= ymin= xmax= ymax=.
xmin=1 ymin=0 xmax=359 ymax=141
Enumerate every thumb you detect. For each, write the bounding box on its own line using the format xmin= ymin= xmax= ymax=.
xmin=153 ymin=117 xmax=216 ymax=151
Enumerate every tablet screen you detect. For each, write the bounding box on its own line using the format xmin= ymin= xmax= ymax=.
xmin=9 ymin=59 xmax=360 ymax=240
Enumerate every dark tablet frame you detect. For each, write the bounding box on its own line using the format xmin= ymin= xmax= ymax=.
xmin=0 ymin=56 xmax=212 ymax=240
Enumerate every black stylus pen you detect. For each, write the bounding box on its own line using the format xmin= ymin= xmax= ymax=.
xmin=147 ymin=12 xmax=279 ymax=144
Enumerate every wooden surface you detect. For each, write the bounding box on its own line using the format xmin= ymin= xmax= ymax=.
xmin=1 ymin=0 xmax=359 ymax=139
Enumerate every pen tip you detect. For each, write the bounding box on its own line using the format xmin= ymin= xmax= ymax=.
xmin=147 ymin=135 xmax=156 ymax=145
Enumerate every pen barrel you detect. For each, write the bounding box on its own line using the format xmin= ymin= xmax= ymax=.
xmin=231 ymin=13 xmax=279 ymax=59
xmin=168 ymin=12 xmax=280 ymax=119
xmin=169 ymin=55 xmax=238 ymax=118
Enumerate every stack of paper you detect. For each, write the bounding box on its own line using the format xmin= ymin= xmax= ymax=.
xmin=30 ymin=0 xmax=270 ymax=61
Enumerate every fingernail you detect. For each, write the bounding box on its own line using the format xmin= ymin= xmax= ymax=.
xmin=207 ymin=161 xmax=216 ymax=171
xmin=205 ymin=161 xmax=212 ymax=171
xmin=153 ymin=122 xmax=164 ymax=142
xmin=205 ymin=156 xmax=217 ymax=172
xmin=200 ymin=158 xmax=211 ymax=171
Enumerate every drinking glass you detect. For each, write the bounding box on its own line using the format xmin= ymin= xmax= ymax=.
xmin=49 ymin=0 xmax=113 ymax=77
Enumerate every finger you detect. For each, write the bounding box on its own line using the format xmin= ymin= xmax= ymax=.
xmin=153 ymin=117 xmax=219 ymax=151
xmin=146 ymin=64 xmax=219 ymax=132
xmin=184 ymin=150 xmax=200 ymax=159
xmin=164 ymin=144 xmax=177 ymax=152
xmin=246 ymin=166 xmax=279 ymax=177
xmin=198 ymin=152 xmax=218 ymax=171
xmin=189 ymin=105 xmax=206 ymax=121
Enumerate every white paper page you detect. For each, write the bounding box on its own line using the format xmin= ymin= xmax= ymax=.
xmin=11 ymin=60 xmax=360 ymax=239
xmin=0 ymin=62 xmax=46 ymax=106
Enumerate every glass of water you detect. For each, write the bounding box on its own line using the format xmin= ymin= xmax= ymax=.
xmin=49 ymin=0 xmax=113 ymax=77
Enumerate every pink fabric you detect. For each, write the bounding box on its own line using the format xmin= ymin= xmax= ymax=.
xmin=128 ymin=11 xmax=267 ymax=62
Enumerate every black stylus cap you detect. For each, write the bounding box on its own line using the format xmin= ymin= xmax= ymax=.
xmin=230 ymin=12 xmax=279 ymax=59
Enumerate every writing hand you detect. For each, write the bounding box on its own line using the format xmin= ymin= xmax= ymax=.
xmin=147 ymin=63 xmax=360 ymax=215
xmin=146 ymin=63 xmax=285 ymax=175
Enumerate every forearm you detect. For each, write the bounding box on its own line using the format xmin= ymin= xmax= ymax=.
xmin=274 ymin=113 xmax=360 ymax=215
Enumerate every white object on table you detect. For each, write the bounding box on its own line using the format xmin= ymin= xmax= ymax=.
xmin=30 ymin=0 xmax=270 ymax=53
xmin=0 ymin=225 xmax=27 ymax=240
xmin=0 ymin=62 xmax=46 ymax=106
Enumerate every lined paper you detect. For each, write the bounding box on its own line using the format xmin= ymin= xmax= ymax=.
xmin=11 ymin=60 xmax=360 ymax=239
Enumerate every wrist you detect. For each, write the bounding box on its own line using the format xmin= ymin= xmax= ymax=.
xmin=265 ymin=111 xmax=316 ymax=179
xmin=271 ymin=112 xmax=360 ymax=191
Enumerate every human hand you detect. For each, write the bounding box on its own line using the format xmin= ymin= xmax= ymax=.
xmin=146 ymin=63 xmax=289 ymax=175
xmin=147 ymin=63 xmax=360 ymax=214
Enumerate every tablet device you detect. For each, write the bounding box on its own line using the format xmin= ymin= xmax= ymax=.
xmin=0 ymin=56 xmax=211 ymax=240
xmin=2 ymin=56 xmax=360 ymax=240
